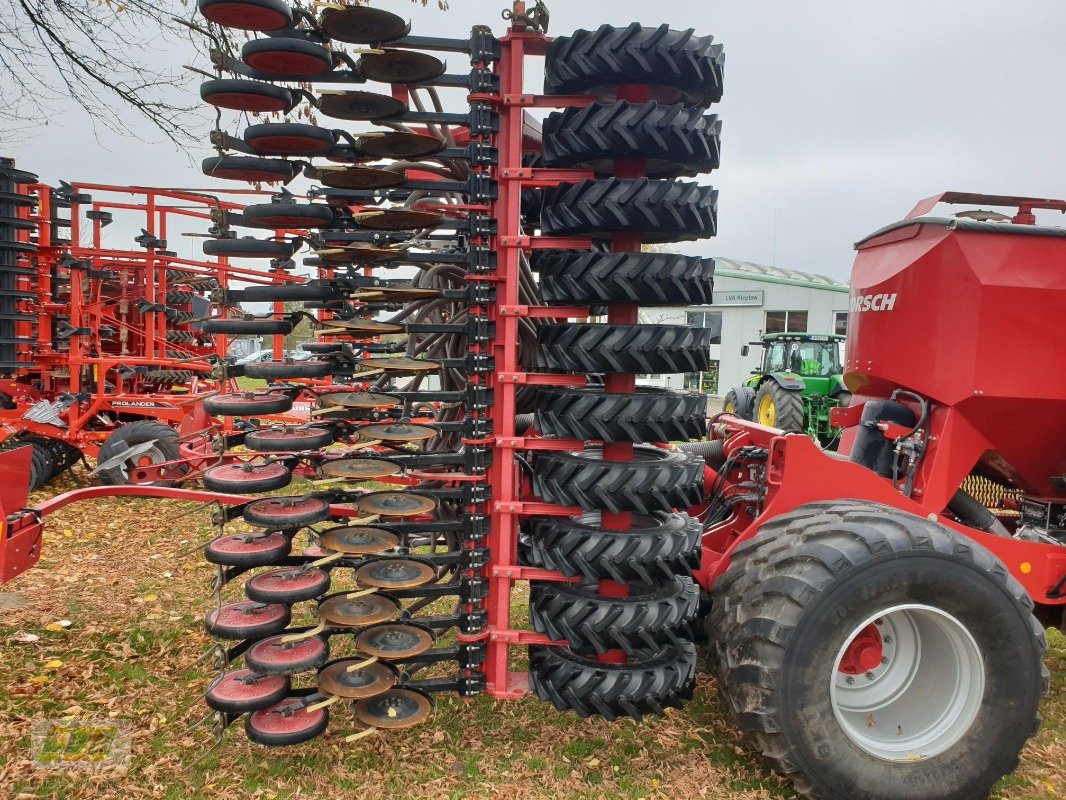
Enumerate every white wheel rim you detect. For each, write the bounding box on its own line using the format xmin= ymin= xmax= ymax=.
xmin=118 ymin=444 xmax=167 ymax=482
xmin=829 ymin=603 xmax=985 ymax=761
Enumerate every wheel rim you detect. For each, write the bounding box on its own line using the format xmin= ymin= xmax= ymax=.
xmin=723 ymin=401 xmax=735 ymax=413
xmin=757 ymin=394 xmax=775 ymax=426
xmin=118 ymin=443 xmax=166 ymax=482
xmin=830 ymin=603 xmax=985 ymax=761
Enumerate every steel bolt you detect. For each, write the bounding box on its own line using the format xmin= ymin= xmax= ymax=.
xmin=883 ymin=635 xmax=893 ymax=644
xmin=845 ymin=676 xmax=855 ymax=685
xmin=865 ymin=671 xmax=876 ymax=680
xmin=881 ymin=657 xmax=889 ymax=664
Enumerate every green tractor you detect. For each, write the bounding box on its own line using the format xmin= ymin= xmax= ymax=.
xmin=723 ymin=332 xmax=850 ymax=443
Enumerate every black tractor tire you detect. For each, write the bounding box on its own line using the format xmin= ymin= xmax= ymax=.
xmin=536 ymin=323 xmax=713 ymax=375
xmin=544 ymin=24 xmax=725 ymax=107
xmin=542 ymin=101 xmax=721 ymax=178
xmin=531 ymin=445 xmax=704 ymax=514
xmin=241 ymin=202 xmax=335 ymax=230
xmin=26 ymin=440 xmax=57 ymax=491
xmin=201 ymin=318 xmax=293 ymax=336
xmin=541 ymin=178 xmax=717 ymax=243
xmin=753 ymin=381 xmax=805 ymax=432
xmin=166 ymin=290 xmax=197 ymax=306
xmin=243 ymin=360 xmax=333 ymax=380
xmin=722 ymin=387 xmax=755 ymax=420
xmin=529 ymin=640 xmax=696 ymax=722
xmin=535 ymin=250 xmax=714 ymax=306
xmin=534 ymin=386 xmax=706 ymax=443
xmin=202 ymin=237 xmax=297 ymax=260
xmin=96 ymin=421 xmax=184 ymax=487
xmin=710 ymin=501 xmax=1049 ymax=800
xmin=530 ymin=575 xmax=698 ymax=655
xmin=144 ymin=369 xmax=195 ymax=385
xmin=526 ymin=511 xmax=700 ymax=584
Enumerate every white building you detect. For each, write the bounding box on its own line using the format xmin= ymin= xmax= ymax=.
xmin=638 ymin=259 xmax=850 ymax=398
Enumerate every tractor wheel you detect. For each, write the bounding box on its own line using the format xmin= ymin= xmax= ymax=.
xmin=541 ymin=178 xmax=717 ymax=243
xmin=200 ymin=318 xmax=293 ymax=336
xmin=534 ymin=251 xmax=714 ymax=306
xmin=529 ymin=640 xmax=696 ymax=721
xmin=245 ymin=697 xmax=329 ymax=747
xmin=200 ymin=78 xmax=296 ymax=114
xmin=202 ymin=236 xmax=297 ymax=260
xmin=243 ymin=360 xmax=333 ymax=380
xmin=542 ymin=101 xmax=721 ymax=178
xmin=242 ymin=496 xmax=331 ymax=528
xmin=544 ymin=24 xmax=725 ymax=107
xmin=205 ymin=669 xmax=291 ymax=715
xmin=537 ymin=323 xmax=713 ymax=375
xmin=530 ymin=575 xmax=698 ymax=655
xmin=166 ymin=290 xmax=197 ymax=306
xmin=96 ymin=421 xmax=184 ymax=486
xmin=533 ymin=387 xmax=706 ymax=442
xmin=26 ymin=440 xmax=56 ymax=491
xmin=241 ymin=38 xmax=334 ymax=78
xmin=753 ymin=381 xmax=804 ymax=432
xmin=196 ymin=0 xmax=293 ymax=32
xmin=709 ymin=501 xmax=1048 ymax=800
xmin=243 ymin=122 xmax=336 ymax=156
xmin=722 ymin=389 xmax=740 ymax=414
xmin=526 ymin=511 xmax=700 ymax=584
xmin=531 ymin=445 xmax=704 ymax=514
xmin=144 ymin=369 xmax=195 ymax=385
xmin=241 ymin=202 xmax=335 ymax=230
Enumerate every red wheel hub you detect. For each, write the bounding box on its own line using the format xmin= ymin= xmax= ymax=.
xmin=244 ymin=52 xmax=333 ymax=77
xmin=207 ymin=601 xmax=289 ymax=631
xmin=207 ymin=462 xmax=290 ymax=483
xmin=838 ymin=623 xmax=884 ymax=675
xmin=206 ymin=669 xmax=289 ymax=711
xmin=247 ymin=697 xmax=327 ymax=735
xmin=245 ymin=567 xmax=330 ymax=600
xmin=201 ymin=3 xmax=289 ymax=31
xmin=245 ymin=496 xmax=330 ymax=521
xmin=206 ymin=532 xmax=290 ymax=560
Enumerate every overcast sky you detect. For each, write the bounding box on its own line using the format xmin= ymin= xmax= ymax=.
xmin=6 ymin=0 xmax=1066 ymax=280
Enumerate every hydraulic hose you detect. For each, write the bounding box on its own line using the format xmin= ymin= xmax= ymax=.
xmin=677 ymin=439 xmax=727 ymax=470
xmin=948 ymin=488 xmax=1010 ymax=537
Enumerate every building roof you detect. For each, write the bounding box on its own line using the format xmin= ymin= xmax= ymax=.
xmin=714 ymin=257 xmax=850 ymax=291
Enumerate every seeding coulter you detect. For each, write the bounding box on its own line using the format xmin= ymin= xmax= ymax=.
xmin=0 ymin=3 xmax=1062 ymax=800
xmin=0 ymin=168 xmax=309 ymax=488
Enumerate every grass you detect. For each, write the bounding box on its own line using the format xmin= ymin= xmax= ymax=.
xmin=0 ymin=466 xmax=1062 ymax=800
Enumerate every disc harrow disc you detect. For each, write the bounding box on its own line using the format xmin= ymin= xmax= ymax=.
xmin=317 ymin=91 xmax=406 ymax=121
xmin=354 ymin=688 xmax=433 ymax=730
xmin=315 ymin=245 xmax=405 ymax=265
xmin=318 ymin=391 xmax=402 ymax=409
xmin=245 ymin=567 xmax=331 ymax=604
xmin=320 ymin=458 xmax=403 ymax=480
xmin=206 ymin=601 xmax=291 ymax=640
xmin=245 ymin=697 xmax=329 ymax=747
xmin=357 ymin=491 xmax=438 ymax=517
xmin=319 ymin=6 xmax=409 ymax=44
xmin=317 ymin=592 xmax=399 ymax=627
xmin=314 ymin=166 xmax=407 ymax=190
xmin=206 ymin=669 xmax=291 ymax=714
xmin=319 ymin=526 xmax=401 ymax=555
xmin=359 ymin=51 xmax=446 ymax=85
xmin=243 ymin=496 xmax=332 ymax=528
xmin=360 ymin=356 xmax=439 ymax=374
xmin=317 ymin=659 xmax=399 ymax=700
xmin=355 ymin=558 xmax=436 ymax=590
xmin=357 ymin=209 xmax=443 ymax=231
xmin=355 ymin=623 xmax=435 ymax=659
xmin=358 ymin=132 xmax=444 ymax=159
xmin=357 ymin=423 xmax=437 ymax=443
xmin=205 ymin=532 xmax=292 ymax=567
xmin=321 ymin=319 xmax=404 ymax=336
xmin=246 ymin=633 xmax=330 ymax=675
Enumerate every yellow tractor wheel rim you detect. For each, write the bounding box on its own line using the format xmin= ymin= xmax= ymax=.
xmin=723 ymin=401 xmax=735 ymax=413
xmin=758 ymin=394 xmax=776 ymax=426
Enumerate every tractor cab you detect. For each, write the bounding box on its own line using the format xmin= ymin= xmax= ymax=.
xmin=757 ymin=333 xmax=842 ymax=379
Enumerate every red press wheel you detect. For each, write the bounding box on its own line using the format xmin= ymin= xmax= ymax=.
xmin=204 ymin=532 xmax=292 ymax=568
xmin=200 ymin=79 xmax=295 ymax=113
xmin=242 ymin=38 xmax=334 ymax=78
xmin=245 ymin=123 xmax=336 ymax=156
xmin=203 ymin=462 xmax=293 ymax=494
xmin=205 ymin=669 xmax=290 ymax=714
xmin=244 ymin=427 xmax=334 ymax=454
xmin=245 ymin=697 xmax=329 ymax=747
xmin=245 ymin=567 xmax=331 ymax=604
xmin=204 ymin=392 xmax=293 ymax=417
xmin=245 ymin=633 xmax=330 ymax=676
xmin=243 ymin=496 xmax=331 ymax=528
xmin=205 ymin=601 xmax=292 ymax=641
xmin=201 ymin=156 xmax=300 ymax=184
xmin=197 ymin=0 xmax=292 ymax=32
